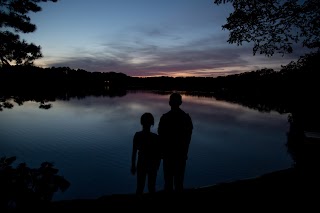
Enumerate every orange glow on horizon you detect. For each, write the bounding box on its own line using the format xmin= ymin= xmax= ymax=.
xmin=130 ymin=67 xmax=247 ymax=78
xmin=35 ymin=58 xmax=253 ymax=78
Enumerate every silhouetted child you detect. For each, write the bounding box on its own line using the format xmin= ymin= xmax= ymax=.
xmin=131 ymin=112 xmax=161 ymax=195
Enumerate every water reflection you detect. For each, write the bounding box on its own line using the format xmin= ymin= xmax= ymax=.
xmin=0 ymin=91 xmax=293 ymax=200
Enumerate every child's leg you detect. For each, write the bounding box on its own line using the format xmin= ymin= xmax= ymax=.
xmin=148 ymin=169 xmax=157 ymax=194
xmin=136 ymin=164 xmax=147 ymax=195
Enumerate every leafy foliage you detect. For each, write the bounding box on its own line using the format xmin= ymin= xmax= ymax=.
xmin=214 ymin=0 xmax=320 ymax=56
xmin=0 ymin=0 xmax=58 ymax=65
xmin=0 ymin=156 xmax=70 ymax=211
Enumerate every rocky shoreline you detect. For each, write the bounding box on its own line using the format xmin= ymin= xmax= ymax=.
xmin=48 ymin=167 xmax=319 ymax=211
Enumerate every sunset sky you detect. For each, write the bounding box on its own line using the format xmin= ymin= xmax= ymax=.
xmin=21 ymin=0 xmax=305 ymax=77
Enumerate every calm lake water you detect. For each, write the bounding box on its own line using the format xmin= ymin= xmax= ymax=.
xmin=0 ymin=91 xmax=293 ymax=200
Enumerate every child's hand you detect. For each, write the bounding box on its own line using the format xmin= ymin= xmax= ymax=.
xmin=131 ymin=165 xmax=136 ymax=175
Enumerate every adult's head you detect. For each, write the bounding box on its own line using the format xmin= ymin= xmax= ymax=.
xmin=169 ymin=93 xmax=182 ymax=108
xmin=140 ymin=112 xmax=154 ymax=127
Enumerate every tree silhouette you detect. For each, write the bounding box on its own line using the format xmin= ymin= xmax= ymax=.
xmin=0 ymin=0 xmax=58 ymax=66
xmin=214 ymin=0 xmax=319 ymax=56
xmin=0 ymin=156 xmax=70 ymax=211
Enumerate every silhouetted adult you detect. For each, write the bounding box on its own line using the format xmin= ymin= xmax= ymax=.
xmin=131 ymin=113 xmax=161 ymax=195
xmin=158 ymin=93 xmax=193 ymax=192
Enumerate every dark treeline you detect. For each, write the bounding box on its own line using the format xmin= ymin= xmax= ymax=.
xmin=0 ymin=65 xmax=129 ymax=105
xmin=1 ymin=52 xmax=319 ymax=131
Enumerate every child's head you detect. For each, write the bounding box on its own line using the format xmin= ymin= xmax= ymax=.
xmin=140 ymin=112 xmax=154 ymax=127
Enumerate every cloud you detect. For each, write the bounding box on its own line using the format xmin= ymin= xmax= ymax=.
xmin=44 ymin=26 xmax=302 ymax=77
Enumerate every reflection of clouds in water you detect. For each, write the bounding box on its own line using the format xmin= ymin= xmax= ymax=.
xmin=54 ymin=92 xmax=169 ymax=123
xmin=237 ymin=111 xmax=289 ymax=129
xmin=50 ymin=92 xmax=288 ymax=133
xmin=181 ymin=95 xmax=288 ymax=130
xmin=50 ymin=93 xmax=169 ymax=138
xmin=183 ymin=95 xmax=244 ymax=111
xmin=127 ymin=103 xmax=147 ymax=111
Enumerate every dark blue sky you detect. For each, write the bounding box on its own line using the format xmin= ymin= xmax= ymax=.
xmin=22 ymin=0 xmax=303 ymax=77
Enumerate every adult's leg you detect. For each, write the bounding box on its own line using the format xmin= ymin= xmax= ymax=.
xmin=163 ymin=158 xmax=174 ymax=192
xmin=174 ymin=159 xmax=186 ymax=192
